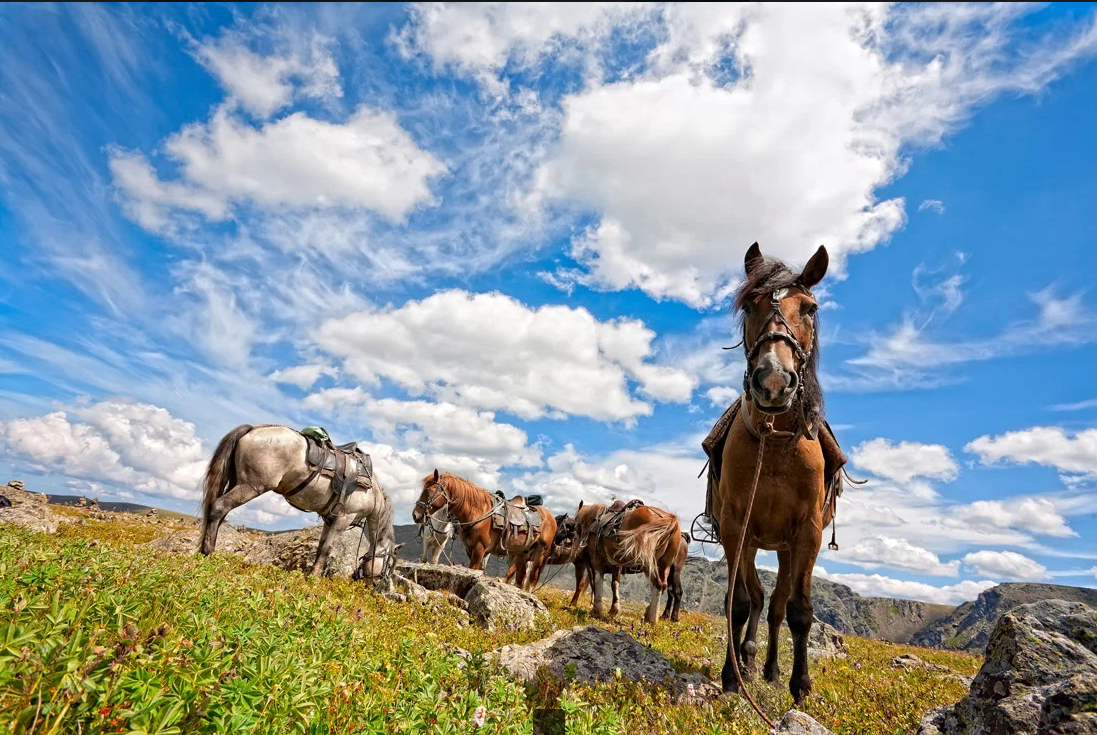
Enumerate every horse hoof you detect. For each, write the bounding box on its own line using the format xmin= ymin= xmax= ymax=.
xmin=790 ymin=676 xmax=812 ymax=704
xmin=764 ymin=666 xmax=780 ymax=685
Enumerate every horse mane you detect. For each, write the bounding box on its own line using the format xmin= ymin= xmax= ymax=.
xmin=733 ymin=256 xmax=825 ymax=431
xmin=421 ymin=472 xmax=493 ymax=517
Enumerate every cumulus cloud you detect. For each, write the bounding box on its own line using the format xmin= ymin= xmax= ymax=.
xmin=194 ymin=30 xmax=342 ymax=118
xmin=966 ymin=426 xmax=1097 ymax=479
xmin=955 ymin=497 xmax=1076 ymax=539
xmin=314 ymin=289 xmax=696 ymax=422
xmin=853 ymin=438 xmax=958 ymax=484
xmin=706 ymin=386 xmax=739 ymax=407
xmin=269 ymin=364 xmax=339 ymax=390
xmin=304 ymin=388 xmax=540 ymax=466
xmin=815 ymin=566 xmax=996 ymax=606
xmin=841 ymin=537 xmax=960 ymax=577
xmin=0 ymin=400 xmax=207 ymax=500
xmin=963 ymin=550 xmax=1049 ymax=582
xmin=111 ymin=105 xmax=446 ymax=231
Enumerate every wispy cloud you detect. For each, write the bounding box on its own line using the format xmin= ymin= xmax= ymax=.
xmin=918 ymin=199 xmax=946 ymax=214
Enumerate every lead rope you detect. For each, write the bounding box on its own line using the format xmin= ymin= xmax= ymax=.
xmin=726 ymin=416 xmax=777 ymax=731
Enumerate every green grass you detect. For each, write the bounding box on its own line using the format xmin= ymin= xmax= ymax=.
xmin=0 ymin=519 xmax=981 ymax=734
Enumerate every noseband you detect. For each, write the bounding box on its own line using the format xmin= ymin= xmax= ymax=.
xmin=741 ymin=286 xmax=817 ymax=440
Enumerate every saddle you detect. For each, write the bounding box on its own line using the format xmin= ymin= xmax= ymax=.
xmin=590 ymin=498 xmax=645 ymax=547
xmin=492 ymin=494 xmax=543 ymax=548
xmin=287 ymin=426 xmax=374 ymax=516
xmin=700 ymin=397 xmax=848 ymax=544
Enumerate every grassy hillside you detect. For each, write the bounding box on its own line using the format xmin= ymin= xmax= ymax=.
xmin=0 ymin=516 xmax=980 ymax=734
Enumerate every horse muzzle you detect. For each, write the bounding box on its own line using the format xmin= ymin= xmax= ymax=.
xmin=749 ymin=363 xmax=798 ymax=412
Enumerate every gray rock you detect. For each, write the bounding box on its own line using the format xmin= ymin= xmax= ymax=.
xmin=246 ymin=525 xmax=371 ymax=577
xmin=148 ymin=525 xmax=255 ymax=556
xmin=918 ymin=599 xmax=1097 ymax=734
xmin=398 ymin=561 xmax=549 ymax=632
xmin=808 ymin=619 xmax=848 ymax=659
xmin=0 ymin=481 xmax=66 ymax=534
xmin=777 ymin=710 xmax=836 ymax=734
xmin=492 ymin=625 xmax=719 ymax=702
xmin=891 ymin=653 xmax=948 ymax=673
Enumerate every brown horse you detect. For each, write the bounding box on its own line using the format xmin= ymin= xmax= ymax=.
xmin=553 ymin=514 xmax=691 ymax=622
xmin=573 ymin=501 xmax=682 ymax=624
xmin=412 ymin=470 xmax=557 ymax=591
xmin=710 ymin=242 xmax=835 ymax=705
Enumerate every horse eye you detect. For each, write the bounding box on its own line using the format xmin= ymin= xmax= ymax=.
xmin=804 ymin=303 xmax=818 ymax=317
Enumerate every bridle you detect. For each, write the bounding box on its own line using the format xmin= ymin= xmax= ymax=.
xmin=741 ymin=285 xmax=818 ymax=441
xmin=414 ymin=477 xmax=502 ymax=530
xmin=351 ymin=491 xmax=399 ymax=584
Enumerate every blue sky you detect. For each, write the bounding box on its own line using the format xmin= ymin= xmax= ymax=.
xmin=2 ymin=3 xmax=1097 ymax=606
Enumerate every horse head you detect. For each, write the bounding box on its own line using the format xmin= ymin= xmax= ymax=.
xmin=738 ymin=242 xmax=827 ymax=425
xmin=413 ymin=469 xmax=448 ymax=524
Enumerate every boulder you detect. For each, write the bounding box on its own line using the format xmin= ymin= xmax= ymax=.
xmin=808 ymin=619 xmax=848 ymax=659
xmin=148 ymin=525 xmax=256 ymax=556
xmin=776 ymin=710 xmax=836 ymax=734
xmin=492 ymin=625 xmax=719 ymax=701
xmin=891 ymin=653 xmax=948 ymax=673
xmin=246 ymin=525 xmax=372 ymax=577
xmin=918 ymin=600 xmax=1097 ymax=734
xmin=0 ymin=480 xmax=66 ymax=534
xmin=398 ymin=561 xmax=549 ymax=632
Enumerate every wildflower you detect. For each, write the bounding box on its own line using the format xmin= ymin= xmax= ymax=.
xmin=686 ymin=683 xmax=695 ymax=698
xmin=473 ymin=705 xmax=486 ymax=728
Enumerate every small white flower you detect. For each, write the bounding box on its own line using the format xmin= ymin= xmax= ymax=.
xmin=473 ymin=705 xmax=486 ymax=728
xmin=686 ymin=683 xmax=695 ymax=698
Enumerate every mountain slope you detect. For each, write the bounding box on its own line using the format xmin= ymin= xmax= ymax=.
xmin=911 ymin=583 xmax=1097 ymax=651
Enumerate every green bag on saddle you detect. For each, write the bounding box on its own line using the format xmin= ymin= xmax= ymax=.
xmin=300 ymin=426 xmax=331 ymax=444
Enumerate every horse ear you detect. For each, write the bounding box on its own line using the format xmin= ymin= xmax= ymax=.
xmin=555 ymin=513 xmax=567 ymax=523
xmin=578 ymin=500 xmax=584 ymax=510
xmin=433 ymin=469 xmax=439 ymax=482
xmin=745 ymin=242 xmax=764 ymax=276
xmin=800 ymin=245 xmax=829 ymax=289
xmin=394 ymin=543 xmax=405 ymax=552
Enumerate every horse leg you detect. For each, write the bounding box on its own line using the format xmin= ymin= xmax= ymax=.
xmin=788 ymin=533 xmax=821 ymax=704
xmin=592 ymin=569 xmax=605 ymax=617
xmin=672 ymin=560 xmax=684 ymax=622
xmin=200 ymin=484 xmax=263 ymax=555
xmin=310 ymin=514 xmax=351 ymax=576
xmin=570 ymin=562 xmax=587 ymax=606
xmin=739 ymin=547 xmax=764 ymax=681
xmin=720 ymin=562 xmax=752 ymax=693
xmin=468 ymin=542 xmax=488 ymax=570
xmin=661 ymin=564 xmax=677 ymax=620
xmin=513 ymin=552 xmax=530 ymax=589
xmin=764 ymin=549 xmax=791 ymax=684
xmin=645 ymin=575 xmax=663 ymax=625
xmin=608 ymin=568 xmax=621 ymax=617
xmin=421 ymin=534 xmax=431 ymax=563
xmin=527 ymin=545 xmax=548 ymax=589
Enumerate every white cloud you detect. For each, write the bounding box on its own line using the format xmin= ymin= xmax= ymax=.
xmin=918 ymin=199 xmax=946 ymax=214
xmin=955 ymin=497 xmax=1076 ymax=539
xmin=0 ymin=400 xmax=207 ymax=500
xmin=705 ymin=386 xmax=739 ymax=407
xmin=304 ymin=388 xmax=540 ymax=466
xmin=518 ymin=3 xmax=1097 ymax=306
xmin=1052 ymin=397 xmax=1097 ymax=412
xmin=195 ymin=30 xmax=342 ymax=118
xmin=853 ymin=438 xmax=958 ymax=484
xmin=314 ymin=289 xmax=695 ymax=422
xmin=841 ymin=537 xmax=960 ymax=577
xmin=269 ymin=364 xmax=338 ymax=389
xmin=111 ymin=104 xmax=446 ymax=231
xmin=963 ymin=550 xmax=1049 ymax=582
xmin=815 ymin=566 xmax=996 ymax=606
xmin=966 ymin=426 xmax=1097 ymax=479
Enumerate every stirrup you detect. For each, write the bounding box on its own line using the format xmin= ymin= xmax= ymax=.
xmin=690 ymin=512 xmax=720 ymax=546
xmin=828 ymin=540 xmax=840 ymax=551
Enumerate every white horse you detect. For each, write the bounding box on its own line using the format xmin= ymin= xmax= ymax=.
xmin=199 ymin=424 xmax=399 ymax=582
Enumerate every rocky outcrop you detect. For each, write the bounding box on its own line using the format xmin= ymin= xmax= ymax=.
xmin=777 ymin=710 xmax=836 ymax=734
xmin=918 ymin=600 xmax=1097 ymax=734
xmin=246 ymin=525 xmax=369 ymax=577
xmin=148 ymin=525 xmax=256 ymax=555
xmin=913 ymin=583 xmax=1097 ymax=651
xmin=492 ymin=625 xmax=719 ymax=701
xmin=398 ymin=561 xmax=549 ymax=632
xmin=0 ymin=480 xmax=67 ymax=534
xmin=808 ymin=619 xmax=848 ymax=659
xmin=891 ymin=653 xmax=949 ymax=673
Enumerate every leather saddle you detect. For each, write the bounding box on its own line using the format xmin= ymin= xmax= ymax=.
xmin=591 ymin=498 xmax=644 ymax=547
xmin=287 ymin=427 xmax=374 ymax=516
xmin=492 ymin=494 xmax=543 ymax=547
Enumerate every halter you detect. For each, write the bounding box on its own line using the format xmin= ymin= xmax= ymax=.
xmin=741 ymin=285 xmax=818 ymax=440
xmin=415 ymin=477 xmax=503 ymax=530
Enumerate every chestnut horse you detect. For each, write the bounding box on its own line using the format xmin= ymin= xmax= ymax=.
xmin=412 ymin=470 xmax=557 ymax=591
xmin=711 ymin=243 xmax=835 ymax=706
xmin=553 ymin=515 xmax=691 ymax=621
xmin=573 ymin=501 xmax=682 ymax=624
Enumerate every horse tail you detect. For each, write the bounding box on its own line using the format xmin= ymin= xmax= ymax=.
xmin=200 ymin=425 xmax=252 ymax=536
xmin=615 ymin=511 xmax=680 ymax=584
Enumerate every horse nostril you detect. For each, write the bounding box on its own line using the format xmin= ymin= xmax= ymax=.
xmin=786 ymin=370 xmax=798 ymax=393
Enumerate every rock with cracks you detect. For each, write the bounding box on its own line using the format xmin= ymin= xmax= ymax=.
xmin=492 ymin=625 xmax=719 ymax=702
xmin=246 ymin=525 xmax=375 ymax=578
xmin=917 ymin=600 xmax=1097 ymax=734
xmin=149 ymin=525 xmax=256 ymax=556
xmin=891 ymin=653 xmax=949 ymax=673
xmin=0 ymin=480 xmax=67 ymax=535
xmin=776 ymin=710 xmax=837 ymax=734
xmin=398 ymin=561 xmax=549 ymax=632
xmin=808 ymin=619 xmax=848 ymax=659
